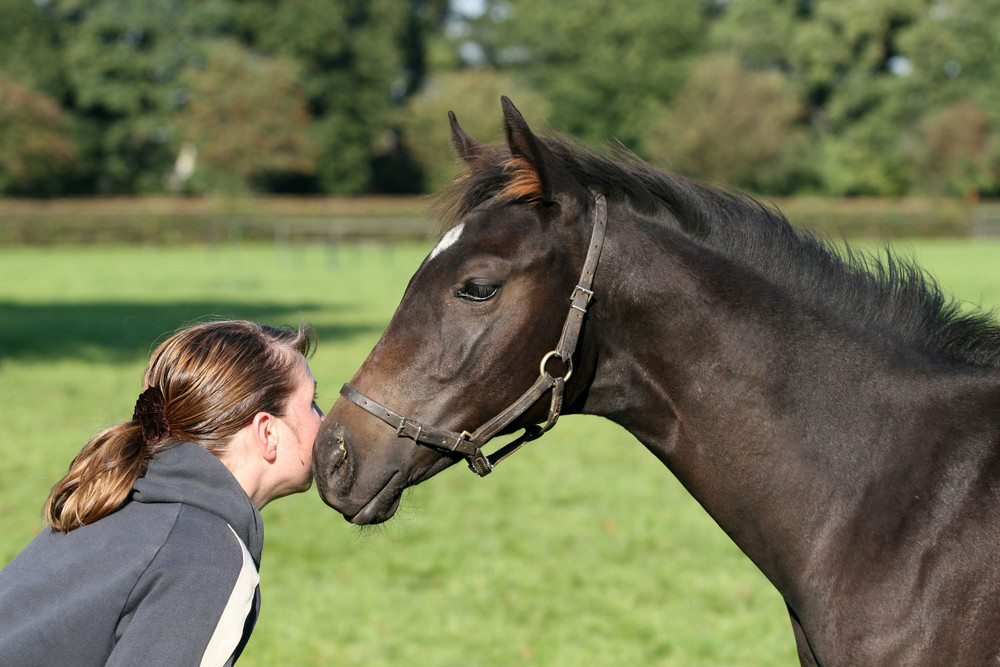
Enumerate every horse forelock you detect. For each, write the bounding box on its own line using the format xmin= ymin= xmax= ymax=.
xmin=499 ymin=156 xmax=544 ymax=204
xmin=435 ymin=150 xmax=544 ymax=230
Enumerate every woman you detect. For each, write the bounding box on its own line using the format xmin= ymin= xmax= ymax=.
xmin=0 ymin=319 xmax=324 ymax=666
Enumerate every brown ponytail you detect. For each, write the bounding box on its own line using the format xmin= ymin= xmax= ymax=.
xmin=43 ymin=422 xmax=150 ymax=531
xmin=44 ymin=320 xmax=315 ymax=532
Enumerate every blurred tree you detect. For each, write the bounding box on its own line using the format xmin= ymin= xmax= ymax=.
xmin=0 ymin=71 xmax=78 ymax=196
xmin=4 ymin=0 xmax=451 ymax=195
xmin=710 ymin=0 xmax=927 ymax=194
xmin=895 ymin=0 xmax=1000 ymax=115
xmin=0 ymin=0 xmax=67 ymax=99
xmin=646 ymin=54 xmax=810 ymax=194
xmin=3 ymin=0 xmax=999 ymax=197
xmin=176 ymin=40 xmax=316 ymax=193
xmin=710 ymin=0 xmax=1000 ymax=196
xmin=236 ymin=0 xmax=451 ymax=194
xmin=464 ymin=0 xmax=708 ymax=154
xmin=399 ymin=69 xmax=551 ymax=191
xmin=912 ymin=99 xmax=997 ymax=197
xmin=48 ymin=0 xmax=233 ymax=193
xmin=895 ymin=0 xmax=1000 ymax=195
xmin=817 ymin=107 xmax=918 ymax=196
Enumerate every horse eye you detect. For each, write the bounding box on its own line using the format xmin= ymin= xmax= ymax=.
xmin=454 ymin=280 xmax=500 ymax=302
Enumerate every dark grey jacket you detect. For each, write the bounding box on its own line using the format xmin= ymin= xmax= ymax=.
xmin=0 ymin=441 xmax=264 ymax=666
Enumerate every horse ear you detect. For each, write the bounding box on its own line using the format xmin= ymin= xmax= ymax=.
xmin=449 ymin=110 xmax=486 ymax=164
xmin=500 ymin=96 xmax=589 ymax=217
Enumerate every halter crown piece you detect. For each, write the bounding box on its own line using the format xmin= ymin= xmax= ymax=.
xmin=340 ymin=192 xmax=608 ymax=476
xmin=133 ymin=386 xmax=171 ymax=446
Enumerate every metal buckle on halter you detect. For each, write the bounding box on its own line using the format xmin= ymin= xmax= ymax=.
xmin=467 ymin=450 xmax=493 ymax=476
xmin=570 ymin=284 xmax=594 ymax=313
xmin=395 ymin=418 xmax=421 ymax=443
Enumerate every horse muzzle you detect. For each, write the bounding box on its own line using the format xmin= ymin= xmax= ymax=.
xmin=312 ymin=421 xmax=358 ymax=516
xmin=312 ymin=406 xmax=457 ymax=524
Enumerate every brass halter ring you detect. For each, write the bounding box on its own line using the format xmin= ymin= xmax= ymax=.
xmin=539 ymin=350 xmax=573 ymax=382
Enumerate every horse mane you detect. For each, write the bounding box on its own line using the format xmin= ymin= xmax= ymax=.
xmin=440 ymin=135 xmax=1000 ymax=369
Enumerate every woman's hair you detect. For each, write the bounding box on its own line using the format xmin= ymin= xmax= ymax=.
xmin=44 ymin=320 xmax=316 ymax=532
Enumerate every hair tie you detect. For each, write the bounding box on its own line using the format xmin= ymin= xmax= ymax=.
xmin=133 ymin=387 xmax=171 ymax=446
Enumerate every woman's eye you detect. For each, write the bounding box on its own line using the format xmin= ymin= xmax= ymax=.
xmin=454 ymin=281 xmax=500 ymax=302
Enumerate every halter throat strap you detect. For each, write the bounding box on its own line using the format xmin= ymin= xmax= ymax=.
xmin=340 ymin=192 xmax=608 ymax=476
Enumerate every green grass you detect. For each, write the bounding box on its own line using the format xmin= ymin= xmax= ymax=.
xmin=1 ymin=237 xmax=998 ymax=665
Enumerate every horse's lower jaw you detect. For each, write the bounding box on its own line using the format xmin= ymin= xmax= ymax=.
xmin=346 ymin=472 xmax=404 ymax=525
xmin=349 ymin=494 xmax=402 ymax=525
xmin=344 ymin=454 xmax=458 ymax=524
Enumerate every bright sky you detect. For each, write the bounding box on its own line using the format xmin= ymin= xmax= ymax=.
xmin=452 ymin=0 xmax=486 ymax=18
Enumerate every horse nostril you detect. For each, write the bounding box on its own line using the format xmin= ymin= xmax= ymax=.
xmin=328 ymin=435 xmax=349 ymax=477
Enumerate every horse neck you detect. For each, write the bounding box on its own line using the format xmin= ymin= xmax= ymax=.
xmin=577 ymin=205 xmax=1000 ymax=599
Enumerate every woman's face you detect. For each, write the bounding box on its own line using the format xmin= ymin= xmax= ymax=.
xmin=273 ymin=358 xmax=325 ymax=498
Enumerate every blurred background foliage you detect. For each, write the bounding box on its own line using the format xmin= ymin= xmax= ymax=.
xmin=0 ymin=0 xmax=998 ymax=198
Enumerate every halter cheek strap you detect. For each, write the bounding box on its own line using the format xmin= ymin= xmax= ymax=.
xmin=340 ymin=192 xmax=608 ymax=476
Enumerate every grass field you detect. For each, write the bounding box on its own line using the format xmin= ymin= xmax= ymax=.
xmin=1 ymin=236 xmax=998 ymax=665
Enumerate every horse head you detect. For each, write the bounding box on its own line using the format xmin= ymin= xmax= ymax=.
xmin=314 ymin=99 xmax=601 ymax=524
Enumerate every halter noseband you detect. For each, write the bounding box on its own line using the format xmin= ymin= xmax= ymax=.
xmin=339 ymin=193 xmax=608 ymax=476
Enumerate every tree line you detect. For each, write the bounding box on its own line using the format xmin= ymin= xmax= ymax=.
xmin=1 ymin=0 xmax=998 ymax=198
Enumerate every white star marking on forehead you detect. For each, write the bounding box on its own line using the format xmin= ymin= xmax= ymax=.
xmin=428 ymin=222 xmax=465 ymax=261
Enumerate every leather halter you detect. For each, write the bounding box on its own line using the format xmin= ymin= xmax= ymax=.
xmin=339 ymin=193 xmax=608 ymax=476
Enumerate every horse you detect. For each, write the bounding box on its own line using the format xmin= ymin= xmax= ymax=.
xmin=314 ymin=97 xmax=1000 ymax=664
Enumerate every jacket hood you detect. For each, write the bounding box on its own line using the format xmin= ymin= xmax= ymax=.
xmin=131 ymin=441 xmax=264 ymax=567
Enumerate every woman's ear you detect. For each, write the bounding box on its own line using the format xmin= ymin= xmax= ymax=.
xmin=251 ymin=412 xmax=279 ymax=463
